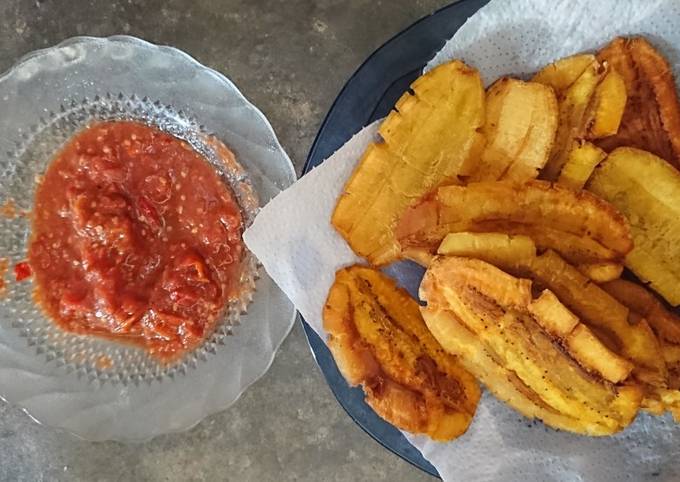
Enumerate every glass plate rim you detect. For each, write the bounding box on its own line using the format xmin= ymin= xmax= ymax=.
xmin=0 ymin=34 xmax=296 ymax=179
xmin=0 ymin=34 xmax=298 ymax=441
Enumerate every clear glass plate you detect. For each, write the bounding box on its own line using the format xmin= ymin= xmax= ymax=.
xmin=0 ymin=36 xmax=296 ymax=441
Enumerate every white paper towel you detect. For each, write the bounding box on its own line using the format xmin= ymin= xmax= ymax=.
xmin=244 ymin=0 xmax=680 ymax=479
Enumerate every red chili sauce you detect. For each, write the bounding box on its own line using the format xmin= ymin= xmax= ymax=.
xmin=29 ymin=121 xmax=244 ymax=360
xmin=14 ymin=262 xmax=31 ymax=281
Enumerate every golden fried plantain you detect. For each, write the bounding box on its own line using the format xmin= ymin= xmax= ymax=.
xmin=437 ymin=231 xmax=621 ymax=283
xmin=596 ymin=37 xmax=680 ymax=169
xmin=396 ymin=180 xmax=632 ymax=266
xmin=323 ymin=265 xmax=480 ymax=441
xmin=588 ymin=147 xmax=680 ymax=306
xmin=332 ymin=60 xmax=485 ymax=265
xmin=527 ymin=290 xmax=633 ymax=384
xmin=437 ymin=232 xmax=536 ymax=266
xmin=532 ymin=54 xmax=597 ymax=93
xmin=600 ymin=278 xmax=680 ymax=416
xmin=662 ymin=342 xmax=680 ymax=388
xmin=565 ymin=324 xmax=634 ymax=384
xmin=526 ymin=289 xmax=579 ymax=338
xmin=536 ymin=59 xmax=604 ymax=180
xmin=532 ymin=50 xmax=627 ymax=180
xmin=602 ymin=279 xmax=680 ymax=345
xmin=421 ymin=306 xmax=599 ymax=432
xmin=557 ymin=141 xmax=607 ymax=190
xmin=472 ymin=78 xmax=558 ymax=182
xmin=654 ymin=389 xmax=680 ymax=422
xmin=588 ymin=68 xmax=627 ymax=139
xmin=471 ymin=222 xmax=621 ymax=265
xmin=425 ymin=234 xmax=665 ymax=387
xmin=576 ymin=261 xmax=623 ymax=283
xmin=420 ymin=256 xmax=642 ymax=435
xmin=514 ymin=251 xmax=666 ymax=386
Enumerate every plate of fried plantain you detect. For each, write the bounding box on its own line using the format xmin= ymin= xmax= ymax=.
xmin=302 ymin=0 xmax=489 ymax=476
xmin=300 ymin=0 xmax=680 ymax=479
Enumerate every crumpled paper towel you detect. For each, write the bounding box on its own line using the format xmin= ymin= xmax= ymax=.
xmin=244 ymin=0 xmax=680 ymax=480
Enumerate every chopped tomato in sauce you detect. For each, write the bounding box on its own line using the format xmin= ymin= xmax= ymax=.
xmin=14 ymin=262 xmax=31 ymax=281
xmin=28 ymin=121 xmax=244 ymax=361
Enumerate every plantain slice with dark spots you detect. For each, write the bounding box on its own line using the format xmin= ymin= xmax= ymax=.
xmin=323 ymin=265 xmax=480 ymax=441
xmin=427 ymin=236 xmax=666 ymax=389
xmin=602 ymin=279 xmax=680 ymax=345
xmin=420 ymin=256 xmax=642 ymax=435
xmin=596 ymin=36 xmax=680 ymax=169
xmin=396 ymin=180 xmax=632 ymax=267
xmin=602 ymin=278 xmax=680 ymax=419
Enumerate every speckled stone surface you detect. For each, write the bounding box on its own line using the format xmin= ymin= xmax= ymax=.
xmin=0 ymin=1 xmax=451 ymax=480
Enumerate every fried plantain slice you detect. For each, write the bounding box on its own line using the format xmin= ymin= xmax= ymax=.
xmin=532 ymin=51 xmax=627 ymax=181
xmin=537 ymin=59 xmax=605 ymax=180
xmin=513 ymin=251 xmax=665 ymax=386
xmin=564 ymin=323 xmax=634 ymax=385
xmin=602 ymin=279 xmax=680 ymax=345
xmin=332 ymin=60 xmax=485 ymax=265
xmin=588 ymin=147 xmax=680 ymax=306
xmin=576 ymin=261 xmax=623 ymax=283
xmin=600 ymin=278 xmax=680 ymax=416
xmin=596 ymin=37 xmax=680 ymax=169
xmin=526 ymin=289 xmax=579 ymax=338
xmin=437 ymin=232 xmax=536 ymax=266
xmin=557 ymin=141 xmax=607 ymax=190
xmin=437 ymin=231 xmax=620 ymax=284
xmin=471 ymin=78 xmax=558 ymax=182
xmin=588 ymin=68 xmax=627 ymax=139
xmin=527 ymin=292 xmax=634 ymax=385
xmin=425 ymin=234 xmax=665 ymax=387
xmin=532 ymin=54 xmax=597 ymax=93
xmin=396 ymin=180 xmax=632 ymax=266
xmin=420 ymin=256 xmax=642 ymax=435
xmin=422 ymin=307 xmax=596 ymax=431
xmin=323 ymin=265 xmax=480 ymax=441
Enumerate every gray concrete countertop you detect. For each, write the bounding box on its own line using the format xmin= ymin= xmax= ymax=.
xmin=0 ymin=1 xmax=451 ymax=480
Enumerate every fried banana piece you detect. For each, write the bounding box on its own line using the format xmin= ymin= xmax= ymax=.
xmin=536 ymin=59 xmax=604 ymax=180
xmin=472 ymin=78 xmax=558 ymax=182
xmin=437 ymin=231 xmax=620 ymax=283
xmin=602 ymin=279 xmax=680 ymax=347
xmin=422 ymin=307 xmax=596 ymax=431
xmin=532 ymin=54 xmax=597 ymax=93
xmin=557 ymin=141 xmax=607 ymax=190
xmin=516 ymin=251 xmax=666 ymax=386
xmin=596 ymin=37 xmax=680 ymax=169
xmin=323 ymin=265 xmax=480 ymax=441
xmin=437 ymin=232 xmax=536 ymax=266
xmin=654 ymin=389 xmax=680 ymax=422
xmin=588 ymin=69 xmax=627 ymax=139
xmin=663 ymin=342 xmax=680 ymax=390
xmin=418 ymin=231 xmax=559 ymax=268
xmin=396 ymin=180 xmax=632 ymax=265
xmin=576 ymin=261 xmax=623 ymax=283
xmin=425 ymin=238 xmax=665 ymax=386
xmin=588 ymin=147 xmax=680 ymax=306
xmin=420 ymin=256 xmax=642 ymax=435
xmin=332 ymin=60 xmax=485 ymax=265
xmin=528 ymin=290 xmax=634 ymax=384
xmin=600 ymin=279 xmax=680 ymax=416
xmin=526 ymin=289 xmax=579 ymax=337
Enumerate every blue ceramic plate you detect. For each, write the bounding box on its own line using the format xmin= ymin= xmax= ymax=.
xmin=300 ymin=0 xmax=489 ymax=477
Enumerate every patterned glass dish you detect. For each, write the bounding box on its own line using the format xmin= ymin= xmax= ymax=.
xmin=0 ymin=36 xmax=296 ymax=441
